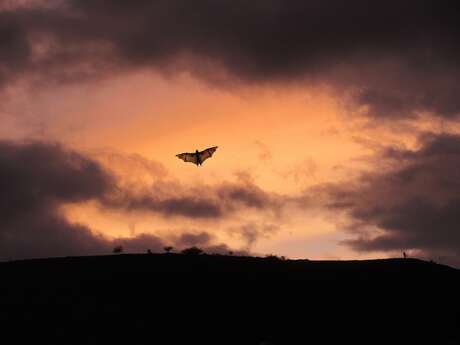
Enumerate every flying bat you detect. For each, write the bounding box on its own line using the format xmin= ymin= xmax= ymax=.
xmin=176 ymin=146 xmax=218 ymax=166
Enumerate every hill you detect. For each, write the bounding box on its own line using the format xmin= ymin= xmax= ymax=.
xmin=1 ymin=254 xmax=459 ymax=344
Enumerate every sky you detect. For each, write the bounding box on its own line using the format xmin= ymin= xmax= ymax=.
xmin=1 ymin=0 xmax=460 ymax=266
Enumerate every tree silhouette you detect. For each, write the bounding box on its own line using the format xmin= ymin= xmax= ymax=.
xmin=265 ymin=254 xmax=281 ymax=261
xmin=113 ymin=245 xmax=123 ymax=254
xmin=164 ymin=246 xmax=174 ymax=254
xmin=181 ymin=246 xmax=203 ymax=255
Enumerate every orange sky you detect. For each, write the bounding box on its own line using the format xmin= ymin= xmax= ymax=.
xmin=2 ymin=69 xmax=457 ymax=260
xmin=2 ymin=0 xmax=460 ymax=267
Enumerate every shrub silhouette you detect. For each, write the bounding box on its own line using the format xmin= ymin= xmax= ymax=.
xmin=163 ymin=246 xmax=174 ymax=254
xmin=147 ymin=249 xmax=152 ymax=254
xmin=181 ymin=246 xmax=203 ymax=255
xmin=113 ymin=245 xmax=123 ymax=254
xmin=265 ymin=254 xmax=281 ymax=261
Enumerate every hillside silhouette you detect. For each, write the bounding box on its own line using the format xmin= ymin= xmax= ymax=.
xmin=1 ymin=254 xmax=459 ymax=344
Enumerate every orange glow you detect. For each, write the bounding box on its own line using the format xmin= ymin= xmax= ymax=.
xmin=5 ymin=71 xmax=447 ymax=259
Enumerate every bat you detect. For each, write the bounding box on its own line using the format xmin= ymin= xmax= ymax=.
xmin=176 ymin=146 xmax=218 ymax=166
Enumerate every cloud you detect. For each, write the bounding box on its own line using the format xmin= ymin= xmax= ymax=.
xmin=0 ymin=140 xmax=271 ymax=260
xmin=93 ymin=149 xmax=168 ymax=186
xmin=0 ymin=0 xmax=62 ymax=11
xmin=175 ymin=232 xmax=212 ymax=247
xmin=227 ymin=222 xmax=280 ymax=251
xmin=102 ymin=174 xmax=283 ymax=220
xmin=0 ymin=140 xmax=114 ymax=218
xmin=0 ymin=1 xmax=459 ymax=118
xmin=318 ymin=133 xmax=460 ymax=266
xmin=0 ymin=140 xmax=114 ymax=259
xmin=104 ymin=192 xmax=224 ymax=219
xmin=216 ymin=180 xmax=281 ymax=212
xmin=112 ymin=233 xmax=165 ymax=253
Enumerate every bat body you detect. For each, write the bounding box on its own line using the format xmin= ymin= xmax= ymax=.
xmin=176 ymin=146 xmax=218 ymax=166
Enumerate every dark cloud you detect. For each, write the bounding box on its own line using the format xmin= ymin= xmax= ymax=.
xmin=103 ymin=177 xmax=282 ymax=220
xmin=113 ymin=233 xmax=165 ymax=253
xmin=0 ymin=140 xmax=114 ymax=220
xmin=0 ymin=1 xmax=459 ymax=118
xmin=0 ymin=140 xmax=113 ymax=259
xmin=203 ymin=244 xmax=248 ymax=256
xmin=216 ymin=181 xmax=281 ymax=212
xmin=175 ymin=232 xmax=212 ymax=247
xmin=105 ymin=192 xmax=224 ymax=219
xmin=319 ymin=133 xmax=460 ymax=266
xmin=0 ymin=11 xmax=32 ymax=84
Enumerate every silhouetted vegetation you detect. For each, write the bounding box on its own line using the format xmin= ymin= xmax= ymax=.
xmin=265 ymin=254 xmax=282 ymax=261
xmin=163 ymin=246 xmax=174 ymax=254
xmin=113 ymin=245 xmax=123 ymax=253
xmin=181 ymin=246 xmax=203 ymax=255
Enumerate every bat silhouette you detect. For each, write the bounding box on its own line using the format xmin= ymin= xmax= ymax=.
xmin=176 ymin=146 xmax=218 ymax=166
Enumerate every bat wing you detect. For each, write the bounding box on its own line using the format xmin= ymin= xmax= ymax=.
xmin=176 ymin=152 xmax=198 ymax=165
xmin=198 ymin=146 xmax=218 ymax=164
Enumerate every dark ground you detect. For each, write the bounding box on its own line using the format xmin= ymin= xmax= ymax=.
xmin=1 ymin=254 xmax=459 ymax=344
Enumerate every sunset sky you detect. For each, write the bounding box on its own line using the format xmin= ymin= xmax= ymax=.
xmin=2 ymin=0 xmax=460 ymax=266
